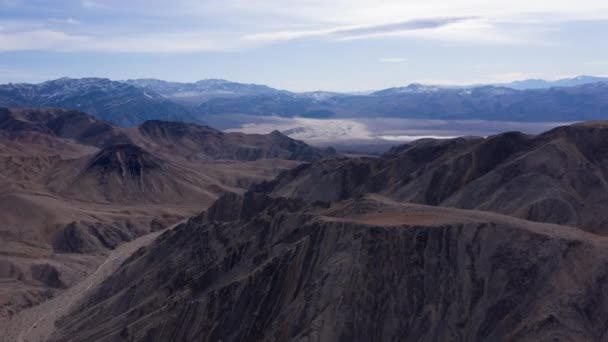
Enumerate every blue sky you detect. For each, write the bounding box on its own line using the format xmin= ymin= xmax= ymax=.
xmin=1 ymin=0 xmax=608 ymax=91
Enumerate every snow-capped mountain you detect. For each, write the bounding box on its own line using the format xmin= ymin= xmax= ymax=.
xmin=0 ymin=78 xmax=197 ymax=127
xmin=199 ymin=81 xmax=608 ymax=122
xmin=125 ymin=78 xmax=288 ymax=105
xmin=371 ymin=83 xmax=442 ymax=96
xmin=295 ymin=91 xmax=345 ymax=101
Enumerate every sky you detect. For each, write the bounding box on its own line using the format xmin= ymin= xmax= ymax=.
xmin=1 ymin=0 xmax=608 ymax=91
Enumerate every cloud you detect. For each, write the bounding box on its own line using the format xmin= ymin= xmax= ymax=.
xmin=243 ymin=17 xmax=473 ymax=42
xmin=1 ymin=0 xmax=608 ymax=53
xmin=0 ymin=29 xmax=243 ymax=53
xmin=379 ymin=57 xmax=407 ymax=63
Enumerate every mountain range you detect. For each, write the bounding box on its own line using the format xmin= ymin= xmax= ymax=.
xmin=199 ymin=82 xmax=608 ymax=122
xmin=1 ymin=76 xmax=607 ymax=128
xmin=0 ymin=78 xmax=198 ymax=127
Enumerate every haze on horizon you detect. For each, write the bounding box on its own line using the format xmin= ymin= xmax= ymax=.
xmin=1 ymin=0 xmax=608 ymax=92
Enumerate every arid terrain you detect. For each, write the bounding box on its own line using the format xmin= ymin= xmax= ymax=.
xmin=2 ymin=105 xmax=608 ymax=341
xmin=0 ymin=107 xmax=332 ymax=337
xmin=2 ymin=0 xmax=608 ymax=337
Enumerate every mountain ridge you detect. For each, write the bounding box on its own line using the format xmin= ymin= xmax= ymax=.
xmin=3 ymin=76 xmax=608 ymax=127
xmin=0 ymin=78 xmax=198 ymax=127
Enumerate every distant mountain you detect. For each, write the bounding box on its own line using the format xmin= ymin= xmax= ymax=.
xmin=2 ymin=76 xmax=607 ymax=127
xmin=371 ymin=83 xmax=442 ymax=96
xmin=199 ymin=82 xmax=608 ymax=122
xmin=125 ymin=78 xmax=288 ymax=105
xmin=495 ymin=75 xmax=608 ymax=90
xmin=0 ymin=78 xmax=197 ymax=127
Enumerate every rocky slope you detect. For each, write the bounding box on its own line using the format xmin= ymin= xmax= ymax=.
xmin=0 ymin=107 xmax=132 ymax=147
xmin=255 ymin=121 xmax=608 ymax=233
xmin=51 ymin=192 xmax=608 ymax=341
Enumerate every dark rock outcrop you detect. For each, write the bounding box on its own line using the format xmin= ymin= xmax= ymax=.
xmin=30 ymin=264 xmax=66 ymax=289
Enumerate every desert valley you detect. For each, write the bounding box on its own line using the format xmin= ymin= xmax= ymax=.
xmin=2 ymin=0 xmax=608 ymax=340
xmin=0 ymin=79 xmax=608 ymax=340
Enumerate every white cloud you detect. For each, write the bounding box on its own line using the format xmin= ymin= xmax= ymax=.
xmin=0 ymin=28 xmax=247 ymax=53
xmin=1 ymin=0 xmax=608 ymax=53
xmin=243 ymin=17 xmax=491 ymax=44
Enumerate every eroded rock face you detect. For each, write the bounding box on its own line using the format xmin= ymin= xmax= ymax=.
xmin=51 ymin=193 xmax=608 ymax=341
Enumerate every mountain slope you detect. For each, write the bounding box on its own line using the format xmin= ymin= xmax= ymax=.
xmin=50 ymin=192 xmax=608 ymax=342
xmin=125 ymin=79 xmax=287 ymax=106
xmin=0 ymin=78 xmax=197 ymax=127
xmin=0 ymin=107 xmax=132 ymax=147
xmin=46 ymin=143 xmax=222 ymax=204
xmin=254 ymin=121 xmax=608 ymax=233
